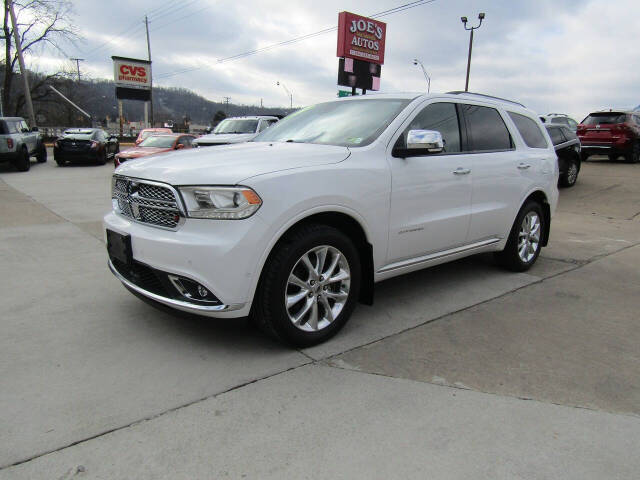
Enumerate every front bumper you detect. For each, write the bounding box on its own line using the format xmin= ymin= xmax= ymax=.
xmin=103 ymin=210 xmax=269 ymax=318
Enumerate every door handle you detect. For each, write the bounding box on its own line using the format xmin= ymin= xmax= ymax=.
xmin=517 ymin=163 xmax=531 ymax=170
xmin=452 ymin=167 xmax=471 ymax=175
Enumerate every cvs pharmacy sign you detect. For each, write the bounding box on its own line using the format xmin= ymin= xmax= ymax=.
xmin=112 ymin=56 xmax=151 ymax=90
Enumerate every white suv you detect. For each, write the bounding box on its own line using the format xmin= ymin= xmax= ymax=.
xmin=193 ymin=116 xmax=279 ymax=147
xmin=105 ymin=92 xmax=558 ymax=346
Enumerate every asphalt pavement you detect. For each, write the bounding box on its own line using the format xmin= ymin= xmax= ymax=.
xmin=1 ymin=151 xmax=639 ymax=479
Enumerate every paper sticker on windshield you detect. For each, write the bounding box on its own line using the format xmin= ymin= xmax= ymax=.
xmin=347 ymin=137 xmax=363 ymax=144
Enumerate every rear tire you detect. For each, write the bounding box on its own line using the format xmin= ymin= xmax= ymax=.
xmin=559 ymin=154 xmax=579 ymax=187
xmin=251 ymin=224 xmax=361 ymax=347
xmin=625 ymin=142 xmax=639 ymax=163
xmin=495 ymin=201 xmax=545 ymax=272
xmin=36 ymin=143 xmax=47 ymax=163
xmin=13 ymin=147 xmax=30 ymax=171
xmin=55 ymin=158 xmax=66 ymax=167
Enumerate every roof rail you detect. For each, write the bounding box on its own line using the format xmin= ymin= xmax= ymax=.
xmin=446 ymin=91 xmax=526 ymax=108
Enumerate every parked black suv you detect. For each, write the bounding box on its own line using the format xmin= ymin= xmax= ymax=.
xmin=545 ymin=124 xmax=581 ymax=187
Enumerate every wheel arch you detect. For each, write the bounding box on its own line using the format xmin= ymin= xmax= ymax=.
xmin=253 ymin=209 xmax=375 ymax=308
xmin=520 ymin=190 xmax=551 ymax=247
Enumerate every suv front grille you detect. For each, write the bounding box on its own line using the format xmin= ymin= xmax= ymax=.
xmin=112 ymin=176 xmax=181 ymax=229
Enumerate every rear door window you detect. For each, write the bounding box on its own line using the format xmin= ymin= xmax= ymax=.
xmin=462 ymin=104 xmax=513 ymax=151
xmin=508 ymin=112 xmax=549 ymax=149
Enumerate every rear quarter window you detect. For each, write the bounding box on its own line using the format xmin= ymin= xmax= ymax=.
xmin=546 ymin=127 xmax=566 ymax=146
xmin=508 ymin=112 xmax=549 ymax=149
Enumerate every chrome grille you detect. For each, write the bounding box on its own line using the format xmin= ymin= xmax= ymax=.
xmin=112 ymin=176 xmax=181 ymax=229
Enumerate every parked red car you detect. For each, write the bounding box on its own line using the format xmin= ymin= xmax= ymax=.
xmin=114 ymin=134 xmax=196 ymax=167
xmin=135 ymin=127 xmax=173 ymax=146
xmin=577 ymin=111 xmax=640 ymax=163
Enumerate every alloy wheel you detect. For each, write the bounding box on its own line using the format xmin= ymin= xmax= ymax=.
xmin=518 ymin=211 xmax=541 ymax=263
xmin=285 ymin=245 xmax=350 ymax=332
xmin=566 ymin=162 xmax=578 ymax=185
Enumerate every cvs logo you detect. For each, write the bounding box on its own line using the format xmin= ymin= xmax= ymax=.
xmin=119 ymin=65 xmax=147 ymax=77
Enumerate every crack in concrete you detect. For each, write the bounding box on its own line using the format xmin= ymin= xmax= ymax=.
xmin=322 ymin=362 xmax=640 ymax=420
xmin=0 ymin=360 xmax=313 ymax=471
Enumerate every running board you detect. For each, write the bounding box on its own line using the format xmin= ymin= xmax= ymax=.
xmin=377 ymin=238 xmax=501 ymax=274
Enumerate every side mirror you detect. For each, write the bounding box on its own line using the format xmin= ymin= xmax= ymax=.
xmin=176 ymin=143 xmax=185 ymax=150
xmin=394 ymin=130 xmax=444 ymax=157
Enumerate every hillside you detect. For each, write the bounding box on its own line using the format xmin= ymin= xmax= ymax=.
xmin=1 ymin=69 xmax=292 ymax=128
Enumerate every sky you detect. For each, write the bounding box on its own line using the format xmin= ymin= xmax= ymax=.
xmin=25 ymin=0 xmax=640 ymax=121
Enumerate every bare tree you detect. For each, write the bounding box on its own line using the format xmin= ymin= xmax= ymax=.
xmin=1 ymin=0 xmax=77 ymax=116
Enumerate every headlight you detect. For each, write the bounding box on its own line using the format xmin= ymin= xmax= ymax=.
xmin=178 ymin=186 xmax=262 ymax=219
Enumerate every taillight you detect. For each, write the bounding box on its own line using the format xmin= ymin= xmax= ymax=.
xmin=90 ymin=141 xmax=99 ymax=149
xmin=6 ymin=138 xmax=13 ymax=149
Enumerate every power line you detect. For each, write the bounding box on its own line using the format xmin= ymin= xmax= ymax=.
xmin=155 ymin=0 xmax=437 ymax=80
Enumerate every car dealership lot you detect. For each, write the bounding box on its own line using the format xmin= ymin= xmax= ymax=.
xmin=1 ymin=152 xmax=639 ymax=478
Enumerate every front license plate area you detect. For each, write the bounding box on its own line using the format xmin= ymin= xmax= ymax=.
xmin=106 ymin=229 xmax=132 ymax=266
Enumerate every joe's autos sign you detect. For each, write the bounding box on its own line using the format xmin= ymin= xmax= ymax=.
xmin=336 ymin=11 xmax=387 ymax=65
xmin=112 ymin=56 xmax=151 ymax=90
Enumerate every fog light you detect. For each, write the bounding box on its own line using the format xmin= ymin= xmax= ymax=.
xmin=197 ymin=285 xmax=208 ymax=298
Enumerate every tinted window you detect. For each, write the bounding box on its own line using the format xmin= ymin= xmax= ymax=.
xmin=464 ymin=105 xmax=512 ymax=151
xmin=508 ymin=112 xmax=548 ymax=148
xmin=546 ymin=127 xmax=565 ymax=146
xmin=550 ymin=117 xmax=569 ymax=125
xmin=402 ymin=102 xmax=461 ymax=153
xmin=583 ymin=113 xmax=626 ymax=125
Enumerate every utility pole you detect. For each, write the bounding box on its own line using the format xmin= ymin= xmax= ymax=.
xmin=461 ymin=13 xmax=485 ymax=92
xmin=8 ymin=0 xmax=36 ymax=127
xmin=70 ymin=58 xmax=84 ymax=81
xmin=144 ymin=15 xmax=154 ymax=126
xmin=223 ymin=96 xmax=231 ymax=115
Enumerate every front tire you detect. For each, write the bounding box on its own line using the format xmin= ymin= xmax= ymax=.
xmin=251 ymin=224 xmax=361 ymax=347
xmin=14 ymin=147 xmax=30 ymax=171
xmin=495 ymin=201 xmax=545 ymax=272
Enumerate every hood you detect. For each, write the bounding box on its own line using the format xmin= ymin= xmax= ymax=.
xmin=117 ymin=146 xmax=171 ymax=159
xmin=195 ymin=132 xmax=256 ymax=145
xmin=115 ymin=141 xmax=350 ymax=185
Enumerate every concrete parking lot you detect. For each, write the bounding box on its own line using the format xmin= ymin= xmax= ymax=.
xmin=1 ymin=151 xmax=639 ymax=479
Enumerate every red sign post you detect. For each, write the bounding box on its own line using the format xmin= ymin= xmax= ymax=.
xmin=337 ymin=11 xmax=387 ymax=65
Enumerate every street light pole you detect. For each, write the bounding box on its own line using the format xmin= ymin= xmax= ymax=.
xmin=413 ymin=59 xmax=431 ymax=93
xmin=276 ymin=81 xmax=293 ymax=109
xmin=461 ymin=12 xmax=485 ymax=92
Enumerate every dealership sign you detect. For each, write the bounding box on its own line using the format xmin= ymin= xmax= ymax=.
xmin=337 ymin=11 xmax=387 ymax=65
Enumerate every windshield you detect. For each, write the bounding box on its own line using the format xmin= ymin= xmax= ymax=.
xmin=214 ymin=119 xmax=259 ymax=134
xmin=139 ymin=136 xmax=176 ymax=148
xmin=583 ymin=113 xmax=626 ymax=125
xmin=253 ymin=99 xmax=411 ymax=147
